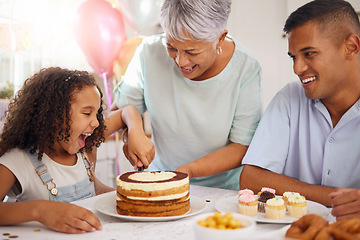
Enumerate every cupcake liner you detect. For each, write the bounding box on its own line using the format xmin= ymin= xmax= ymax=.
xmin=238 ymin=204 xmax=257 ymax=217
xmin=287 ymin=205 xmax=307 ymax=218
xmin=265 ymin=207 xmax=285 ymax=220
xmin=257 ymin=202 xmax=266 ymax=213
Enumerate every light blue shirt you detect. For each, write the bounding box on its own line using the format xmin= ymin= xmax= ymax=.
xmin=243 ymin=81 xmax=360 ymax=188
xmin=114 ymin=34 xmax=262 ymax=190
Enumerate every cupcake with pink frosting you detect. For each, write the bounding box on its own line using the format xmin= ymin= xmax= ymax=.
xmin=257 ymin=187 xmax=276 ymax=198
xmin=238 ymin=189 xmax=254 ymax=197
xmin=238 ymin=194 xmax=258 ymax=217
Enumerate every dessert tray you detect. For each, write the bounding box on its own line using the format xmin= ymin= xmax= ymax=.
xmin=94 ymin=194 xmax=207 ymax=222
xmin=214 ymin=195 xmax=329 ymax=224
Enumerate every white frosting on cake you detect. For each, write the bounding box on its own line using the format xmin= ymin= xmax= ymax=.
xmin=117 ymin=172 xmax=189 ymax=191
xmin=129 ymin=171 xmax=176 ymax=182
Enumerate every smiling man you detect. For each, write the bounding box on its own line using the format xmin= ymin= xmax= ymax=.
xmin=240 ymin=0 xmax=360 ymax=220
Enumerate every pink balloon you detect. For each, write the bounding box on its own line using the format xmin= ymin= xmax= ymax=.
xmin=74 ymin=0 xmax=126 ymax=75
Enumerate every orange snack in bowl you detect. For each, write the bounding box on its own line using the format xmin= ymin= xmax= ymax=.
xmin=197 ymin=212 xmax=243 ymax=229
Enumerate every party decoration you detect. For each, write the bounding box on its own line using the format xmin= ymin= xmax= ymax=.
xmin=114 ymin=37 xmax=143 ymax=80
xmin=0 ymin=23 xmax=38 ymax=54
xmin=105 ymin=0 xmax=121 ymax=11
xmin=74 ymin=0 xmax=126 ymax=76
xmin=117 ymin=0 xmax=164 ymax=34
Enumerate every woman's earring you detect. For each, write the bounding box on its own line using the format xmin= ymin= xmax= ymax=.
xmin=217 ymin=47 xmax=223 ymax=56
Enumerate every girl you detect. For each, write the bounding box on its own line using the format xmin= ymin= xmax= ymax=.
xmin=0 ymin=67 xmax=154 ymax=233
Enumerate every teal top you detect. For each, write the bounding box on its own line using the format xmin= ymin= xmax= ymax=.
xmin=114 ymin=34 xmax=262 ymax=190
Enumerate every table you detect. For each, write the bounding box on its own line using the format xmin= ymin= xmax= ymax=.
xmin=0 ymin=185 xmax=333 ymax=240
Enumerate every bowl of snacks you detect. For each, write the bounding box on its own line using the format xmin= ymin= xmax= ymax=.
xmin=193 ymin=212 xmax=256 ymax=240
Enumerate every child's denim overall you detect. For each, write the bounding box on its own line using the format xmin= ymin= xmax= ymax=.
xmin=27 ymin=149 xmax=96 ymax=202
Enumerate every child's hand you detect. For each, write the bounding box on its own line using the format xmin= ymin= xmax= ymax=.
xmin=36 ymin=201 xmax=102 ymax=234
xmin=124 ymin=129 xmax=155 ymax=169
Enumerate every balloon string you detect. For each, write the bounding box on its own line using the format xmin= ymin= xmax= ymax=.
xmin=101 ymin=72 xmax=121 ymax=176
xmin=101 ymin=72 xmax=112 ymax=107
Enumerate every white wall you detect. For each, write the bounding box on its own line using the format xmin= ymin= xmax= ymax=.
xmin=228 ymin=0 xmax=293 ymax=110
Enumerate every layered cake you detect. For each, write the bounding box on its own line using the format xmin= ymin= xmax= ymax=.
xmin=116 ymin=171 xmax=190 ymax=217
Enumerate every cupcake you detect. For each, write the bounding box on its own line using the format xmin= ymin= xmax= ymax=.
xmin=257 ymin=187 xmax=276 ymax=198
xmin=265 ymin=198 xmax=286 ymax=220
xmin=238 ymin=189 xmax=254 ymax=197
xmin=238 ymin=194 xmax=258 ymax=217
xmin=258 ymin=191 xmax=275 ymax=213
xmin=282 ymin=191 xmax=300 ymax=208
xmin=287 ymin=195 xmax=307 ymax=218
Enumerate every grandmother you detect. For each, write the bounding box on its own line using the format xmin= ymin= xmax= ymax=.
xmin=113 ymin=0 xmax=262 ymax=190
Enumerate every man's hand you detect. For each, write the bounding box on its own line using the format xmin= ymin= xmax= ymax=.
xmin=329 ymin=188 xmax=360 ymax=221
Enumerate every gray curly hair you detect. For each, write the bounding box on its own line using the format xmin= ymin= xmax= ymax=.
xmin=160 ymin=0 xmax=231 ymax=42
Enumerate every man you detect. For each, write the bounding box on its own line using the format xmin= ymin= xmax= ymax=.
xmin=240 ymin=0 xmax=360 ymax=220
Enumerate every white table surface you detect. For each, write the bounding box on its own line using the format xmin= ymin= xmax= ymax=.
xmin=0 ymin=185 xmax=333 ymax=240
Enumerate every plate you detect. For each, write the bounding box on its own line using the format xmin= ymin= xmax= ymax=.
xmin=275 ymin=225 xmax=292 ymax=240
xmin=214 ymin=195 xmax=329 ymax=224
xmin=94 ymin=194 xmax=207 ymax=222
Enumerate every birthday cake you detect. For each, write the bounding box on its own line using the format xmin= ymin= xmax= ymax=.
xmin=116 ymin=171 xmax=190 ymax=217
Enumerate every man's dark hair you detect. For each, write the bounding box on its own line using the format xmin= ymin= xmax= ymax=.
xmin=284 ymin=0 xmax=360 ymax=47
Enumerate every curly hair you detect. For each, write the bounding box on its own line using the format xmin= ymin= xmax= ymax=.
xmin=0 ymin=67 xmax=106 ymax=160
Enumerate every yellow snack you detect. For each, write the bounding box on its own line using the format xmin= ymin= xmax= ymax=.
xmin=197 ymin=212 xmax=243 ymax=229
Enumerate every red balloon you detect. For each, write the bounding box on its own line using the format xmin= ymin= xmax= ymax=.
xmin=74 ymin=0 xmax=126 ymax=75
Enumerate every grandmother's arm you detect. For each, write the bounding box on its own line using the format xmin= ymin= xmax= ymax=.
xmin=176 ymin=141 xmax=247 ymax=179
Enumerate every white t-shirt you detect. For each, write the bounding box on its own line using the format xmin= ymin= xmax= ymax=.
xmin=0 ymin=148 xmax=90 ymax=201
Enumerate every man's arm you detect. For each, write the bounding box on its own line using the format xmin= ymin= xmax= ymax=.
xmin=240 ymin=164 xmax=335 ymax=206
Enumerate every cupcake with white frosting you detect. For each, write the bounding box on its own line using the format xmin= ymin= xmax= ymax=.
xmin=282 ymin=191 xmax=300 ymax=209
xmin=265 ymin=198 xmax=286 ymax=220
xmin=287 ymin=195 xmax=307 ymax=218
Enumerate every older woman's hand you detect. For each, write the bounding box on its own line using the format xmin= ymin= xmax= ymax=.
xmin=123 ymin=128 xmax=155 ymax=169
xmin=176 ymin=164 xmax=193 ymax=179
